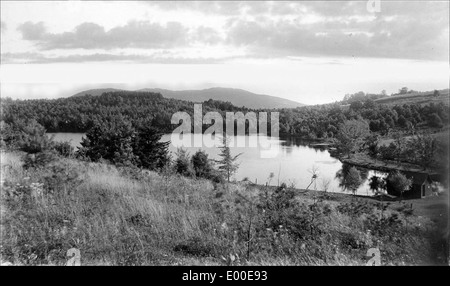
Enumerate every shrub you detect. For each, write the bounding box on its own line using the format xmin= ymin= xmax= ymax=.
xmin=2 ymin=120 xmax=54 ymax=153
xmin=39 ymin=160 xmax=83 ymax=194
xmin=191 ymin=150 xmax=213 ymax=179
xmin=76 ymin=117 xmax=170 ymax=170
xmin=428 ymin=113 xmax=443 ymax=128
xmin=23 ymin=150 xmax=58 ymax=169
xmin=174 ymin=148 xmax=194 ymax=177
xmin=336 ymin=200 xmax=374 ymax=217
xmin=365 ymin=212 xmax=403 ymax=237
xmin=53 ymin=141 xmax=75 ymax=157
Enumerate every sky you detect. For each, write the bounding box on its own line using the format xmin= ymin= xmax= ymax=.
xmin=1 ymin=1 xmax=449 ymax=105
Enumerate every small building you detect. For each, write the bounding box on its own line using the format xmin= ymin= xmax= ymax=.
xmin=386 ymin=171 xmax=433 ymax=199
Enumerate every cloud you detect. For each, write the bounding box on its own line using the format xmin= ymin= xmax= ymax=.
xmin=193 ymin=26 xmax=223 ymax=45
xmin=149 ymin=1 xmax=245 ymax=15
xmin=17 ymin=20 xmax=190 ymax=49
xmin=1 ymin=52 xmax=225 ymax=64
xmin=9 ymin=1 xmax=449 ymax=63
xmin=224 ymin=2 xmax=449 ymax=61
xmin=17 ymin=21 xmax=46 ymax=40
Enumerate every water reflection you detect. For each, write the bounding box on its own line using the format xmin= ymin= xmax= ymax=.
xmin=335 ymin=163 xmax=369 ymax=194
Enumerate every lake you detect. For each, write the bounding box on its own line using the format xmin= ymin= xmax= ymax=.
xmin=48 ymin=132 xmax=386 ymax=196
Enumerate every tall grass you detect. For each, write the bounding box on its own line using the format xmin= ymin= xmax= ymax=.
xmin=0 ymin=152 xmax=445 ymax=265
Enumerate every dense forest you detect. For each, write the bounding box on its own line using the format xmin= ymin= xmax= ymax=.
xmin=1 ymin=92 xmax=248 ymax=134
xmin=1 ymin=90 xmax=448 ymax=140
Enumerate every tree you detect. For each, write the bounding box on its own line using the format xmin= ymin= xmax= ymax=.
xmin=392 ymin=132 xmax=406 ymax=163
xmin=433 ymin=90 xmax=440 ymax=97
xmin=336 ymin=165 xmax=363 ymax=196
xmin=191 ymin=150 xmax=213 ymax=179
xmin=369 ymin=175 xmax=384 ymax=195
xmin=174 ymin=148 xmax=194 ymax=177
xmin=428 ymin=113 xmax=443 ymax=128
xmin=386 ymin=171 xmax=412 ymax=200
xmin=216 ymin=135 xmax=242 ymax=182
xmin=345 ymin=167 xmax=362 ymax=196
xmin=407 ymin=132 xmax=437 ymax=169
xmin=397 ymin=115 xmax=408 ymax=128
xmin=369 ymin=175 xmax=387 ymax=218
xmin=77 ymin=116 xmax=137 ymax=166
xmin=17 ymin=119 xmax=54 ymax=154
xmin=335 ymin=119 xmax=370 ymax=158
xmin=399 ymin=87 xmax=409 ymax=95
xmin=349 ymin=100 xmax=364 ymax=111
xmin=133 ymin=125 xmax=170 ymax=170
xmin=363 ymin=99 xmax=376 ymax=109
xmin=364 ymin=134 xmax=380 ymax=159
xmin=53 ymin=141 xmax=75 ymax=157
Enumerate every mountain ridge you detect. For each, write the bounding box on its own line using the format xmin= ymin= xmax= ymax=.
xmin=71 ymin=87 xmax=306 ymax=109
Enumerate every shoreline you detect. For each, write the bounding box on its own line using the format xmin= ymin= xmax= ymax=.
xmin=339 ymin=155 xmax=439 ymax=175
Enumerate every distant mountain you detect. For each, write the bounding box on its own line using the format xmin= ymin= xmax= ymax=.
xmin=72 ymin=88 xmax=124 ymax=97
xmin=72 ymin=87 xmax=305 ymax=109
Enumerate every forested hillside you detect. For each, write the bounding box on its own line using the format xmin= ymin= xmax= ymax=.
xmin=1 ymin=90 xmax=448 ymax=140
xmin=1 ymin=91 xmax=249 ymax=134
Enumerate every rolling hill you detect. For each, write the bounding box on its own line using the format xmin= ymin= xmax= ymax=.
xmin=374 ymin=89 xmax=449 ymax=106
xmin=71 ymin=87 xmax=305 ymax=109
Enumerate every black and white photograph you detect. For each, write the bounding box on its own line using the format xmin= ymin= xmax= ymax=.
xmin=0 ymin=0 xmax=449 ymax=270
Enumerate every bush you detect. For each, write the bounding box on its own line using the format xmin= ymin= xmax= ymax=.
xmin=23 ymin=150 xmax=58 ymax=169
xmin=191 ymin=150 xmax=213 ymax=179
xmin=336 ymin=200 xmax=373 ymax=217
xmin=365 ymin=212 xmax=403 ymax=237
xmin=53 ymin=141 xmax=75 ymax=157
xmin=379 ymin=143 xmax=397 ymax=160
xmin=39 ymin=160 xmax=83 ymax=194
xmin=208 ymin=169 xmax=226 ymax=184
xmin=76 ymin=117 xmax=170 ymax=170
xmin=3 ymin=120 xmax=54 ymax=153
xmin=428 ymin=113 xmax=443 ymax=128
xmin=174 ymin=148 xmax=194 ymax=177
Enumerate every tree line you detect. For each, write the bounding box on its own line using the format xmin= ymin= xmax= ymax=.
xmin=1 ymin=116 xmax=242 ymax=184
xmin=2 ymin=90 xmax=448 ymax=140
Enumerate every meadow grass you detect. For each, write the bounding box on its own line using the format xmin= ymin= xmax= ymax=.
xmin=0 ymin=151 xmax=446 ymax=265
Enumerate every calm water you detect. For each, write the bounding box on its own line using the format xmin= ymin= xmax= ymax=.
xmin=49 ymin=132 xmax=386 ymax=196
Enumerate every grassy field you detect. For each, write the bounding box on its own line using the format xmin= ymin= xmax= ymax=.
xmin=374 ymin=89 xmax=449 ymax=106
xmin=378 ymin=128 xmax=450 ymax=147
xmin=1 ymin=151 xmax=448 ymax=265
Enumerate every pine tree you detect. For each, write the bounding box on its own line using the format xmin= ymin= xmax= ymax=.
xmin=77 ymin=116 xmax=137 ymax=165
xmin=216 ymin=135 xmax=242 ymax=182
xmin=133 ymin=125 xmax=170 ymax=170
